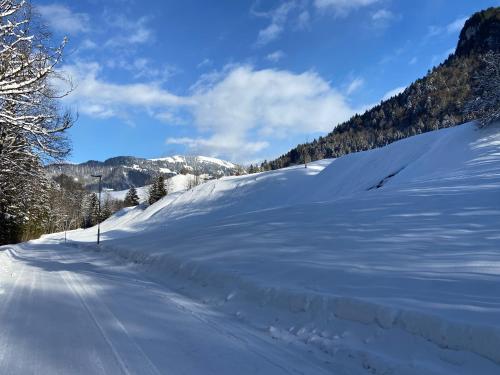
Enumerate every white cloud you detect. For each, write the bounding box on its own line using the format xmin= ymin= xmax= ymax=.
xmin=446 ymin=17 xmax=467 ymax=34
xmin=427 ymin=16 xmax=467 ymax=38
xmin=129 ymin=58 xmax=178 ymax=82
xmin=252 ymin=1 xmax=312 ymax=46
xmin=346 ymin=77 xmax=364 ymax=94
xmin=297 ymin=10 xmax=311 ymax=29
xmin=182 ymin=66 xmax=359 ymax=159
xmin=58 ymin=61 xmax=187 ymax=119
xmin=37 ymin=4 xmax=89 ymax=34
xmin=61 ymin=62 xmax=362 ymax=161
xmin=409 ymin=56 xmax=418 ymax=65
xmin=255 ymin=2 xmax=297 ymax=45
xmin=382 ymin=86 xmax=406 ymax=101
xmin=197 ymin=58 xmax=213 ymax=69
xmin=371 ymin=9 xmax=393 ymax=21
xmin=166 ymin=136 xmax=269 ymax=160
xmin=266 ymin=50 xmax=286 ymax=63
xmin=190 ymin=66 xmax=356 ymax=134
xmin=104 ymin=15 xmax=153 ymax=47
xmin=314 ymin=0 xmax=381 ymax=16
xmin=80 ymin=39 xmax=97 ymax=50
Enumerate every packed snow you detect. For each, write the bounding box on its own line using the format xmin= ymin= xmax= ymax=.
xmin=3 ymin=122 xmax=500 ymax=374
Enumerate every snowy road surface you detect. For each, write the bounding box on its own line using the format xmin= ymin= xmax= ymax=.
xmin=0 ymin=243 xmax=332 ymax=375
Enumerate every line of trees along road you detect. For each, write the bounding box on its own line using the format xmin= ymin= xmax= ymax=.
xmin=0 ymin=0 xmax=73 ymax=244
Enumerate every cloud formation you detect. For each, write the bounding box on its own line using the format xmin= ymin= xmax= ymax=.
xmin=254 ymin=1 xmax=298 ymax=45
xmin=346 ymin=77 xmax=364 ymax=95
xmin=59 ymin=62 xmax=187 ymax=119
xmin=427 ymin=16 xmax=467 ymax=37
xmin=36 ymin=4 xmax=89 ymax=34
xmin=104 ymin=15 xmax=153 ymax=47
xmin=62 ymin=62 xmax=361 ymax=161
xmin=314 ymin=0 xmax=381 ymax=17
xmin=266 ymin=50 xmax=286 ymax=62
xmin=382 ymin=85 xmax=406 ymax=101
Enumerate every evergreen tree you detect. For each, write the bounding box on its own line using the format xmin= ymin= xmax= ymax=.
xmin=156 ymin=176 xmax=167 ymax=198
xmin=465 ymin=51 xmax=500 ymax=127
xmin=83 ymin=193 xmax=99 ymax=228
xmin=148 ymin=176 xmax=167 ymax=205
xmin=148 ymin=179 xmax=158 ymax=205
xmin=124 ymin=186 xmax=140 ymax=206
xmin=101 ymin=196 xmax=113 ymax=221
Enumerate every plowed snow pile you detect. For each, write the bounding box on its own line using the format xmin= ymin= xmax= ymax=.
xmin=45 ymin=122 xmax=500 ymax=374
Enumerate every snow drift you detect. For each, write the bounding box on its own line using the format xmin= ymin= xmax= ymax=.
xmin=45 ymin=122 xmax=500 ymax=370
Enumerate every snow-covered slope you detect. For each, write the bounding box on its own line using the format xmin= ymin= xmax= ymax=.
xmin=45 ymin=122 xmax=500 ymax=374
xmin=106 ymin=173 xmax=199 ymax=203
xmin=150 ymin=155 xmax=236 ymax=169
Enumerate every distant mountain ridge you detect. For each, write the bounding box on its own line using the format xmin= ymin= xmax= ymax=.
xmin=46 ymin=155 xmax=241 ymax=191
xmin=264 ymin=6 xmax=500 ymax=171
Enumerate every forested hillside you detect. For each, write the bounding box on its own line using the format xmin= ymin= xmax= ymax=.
xmin=263 ymin=7 xmax=500 ymax=170
xmin=46 ymin=155 xmax=242 ymax=191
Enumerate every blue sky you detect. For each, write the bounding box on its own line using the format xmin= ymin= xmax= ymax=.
xmin=36 ymin=0 xmax=499 ymax=164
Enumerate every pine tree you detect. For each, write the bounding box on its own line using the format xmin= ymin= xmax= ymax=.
xmin=82 ymin=193 xmax=99 ymax=228
xmin=148 ymin=179 xmax=158 ymax=205
xmin=465 ymin=51 xmax=500 ymax=127
xmin=156 ymin=176 xmax=167 ymax=199
xmin=124 ymin=186 xmax=140 ymax=206
xmin=148 ymin=176 xmax=167 ymax=205
xmin=100 ymin=194 xmax=114 ymax=221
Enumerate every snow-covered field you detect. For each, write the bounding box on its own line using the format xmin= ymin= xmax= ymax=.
xmin=3 ymin=122 xmax=500 ymax=374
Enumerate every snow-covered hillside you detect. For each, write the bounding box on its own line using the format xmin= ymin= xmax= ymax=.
xmin=150 ymin=155 xmax=236 ymax=169
xmin=106 ymin=173 xmax=201 ymax=203
xmin=43 ymin=122 xmax=500 ymax=374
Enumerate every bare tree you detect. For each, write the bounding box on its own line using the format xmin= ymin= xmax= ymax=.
xmin=465 ymin=51 xmax=500 ymax=128
xmin=0 ymin=0 xmax=73 ymax=163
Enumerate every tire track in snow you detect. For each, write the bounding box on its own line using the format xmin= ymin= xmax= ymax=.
xmin=52 ymin=248 xmax=162 ymax=375
xmin=0 ymin=248 xmax=30 ymax=369
xmin=138 ymin=284 xmax=329 ymax=375
xmin=57 ymin=245 xmax=331 ymax=374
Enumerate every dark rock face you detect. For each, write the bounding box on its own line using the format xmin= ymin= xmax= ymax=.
xmin=456 ymin=7 xmax=500 ymax=57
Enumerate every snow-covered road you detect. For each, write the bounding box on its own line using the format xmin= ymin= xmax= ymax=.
xmin=0 ymin=243 xmax=332 ymax=375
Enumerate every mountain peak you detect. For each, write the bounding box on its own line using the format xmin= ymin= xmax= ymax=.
xmin=456 ymin=7 xmax=500 ymax=57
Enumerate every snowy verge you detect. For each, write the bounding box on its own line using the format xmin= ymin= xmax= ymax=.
xmin=59 ymin=238 xmax=500 ymax=367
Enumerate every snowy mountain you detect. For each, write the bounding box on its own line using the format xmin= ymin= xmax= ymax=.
xmin=42 ymin=121 xmax=500 ymax=374
xmin=45 ymin=155 xmax=241 ymax=191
